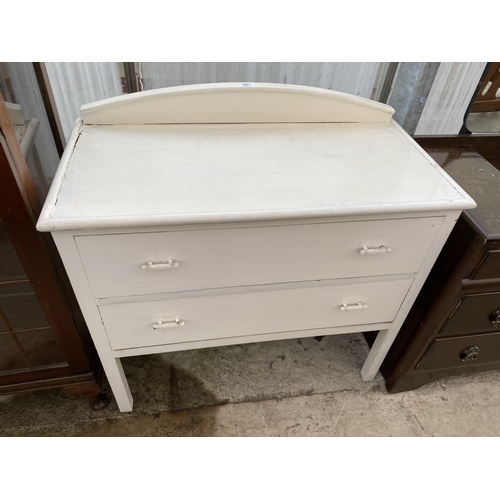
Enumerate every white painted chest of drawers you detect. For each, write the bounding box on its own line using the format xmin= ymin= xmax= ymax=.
xmin=37 ymin=83 xmax=475 ymax=412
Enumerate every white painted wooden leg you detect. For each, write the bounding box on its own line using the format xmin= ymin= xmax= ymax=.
xmin=360 ymin=328 xmax=393 ymax=381
xmin=50 ymin=232 xmax=134 ymax=413
xmin=101 ymin=354 xmax=133 ymax=412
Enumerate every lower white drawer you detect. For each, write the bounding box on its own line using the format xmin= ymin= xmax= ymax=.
xmin=100 ymin=279 xmax=412 ymax=350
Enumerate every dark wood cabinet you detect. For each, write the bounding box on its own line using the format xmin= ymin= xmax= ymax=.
xmin=377 ymin=135 xmax=500 ymax=392
xmin=0 ymin=94 xmax=106 ymax=407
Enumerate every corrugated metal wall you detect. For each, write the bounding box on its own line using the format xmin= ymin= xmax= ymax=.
xmin=140 ymin=62 xmax=392 ymax=101
xmin=41 ymin=62 xmax=484 ymax=138
xmin=415 ymin=62 xmax=487 ymax=135
xmin=45 ymin=62 xmax=124 ymax=141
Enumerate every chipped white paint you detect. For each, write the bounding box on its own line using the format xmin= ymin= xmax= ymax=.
xmin=38 ymin=84 xmax=475 ymax=411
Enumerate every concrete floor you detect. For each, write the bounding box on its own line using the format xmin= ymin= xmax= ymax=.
xmin=1 ymin=333 xmax=500 ymax=436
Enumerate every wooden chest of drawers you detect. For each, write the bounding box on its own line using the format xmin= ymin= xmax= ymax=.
xmin=378 ymin=137 xmax=500 ymax=392
xmin=36 ymin=84 xmax=475 ymax=411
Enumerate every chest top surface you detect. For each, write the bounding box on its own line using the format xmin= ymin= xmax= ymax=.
xmin=37 ymin=83 xmax=475 ymax=232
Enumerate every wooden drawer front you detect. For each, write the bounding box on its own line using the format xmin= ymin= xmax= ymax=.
xmin=99 ymin=279 xmax=413 ymax=350
xmin=438 ymin=291 xmax=500 ymax=337
xmin=77 ymin=217 xmax=442 ymax=298
xmin=472 ymin=249 xmax=500 ymax=280
xmin=416 ymin=332 xmax=500 ymax=371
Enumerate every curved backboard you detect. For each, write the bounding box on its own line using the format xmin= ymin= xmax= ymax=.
xmin=81 ymin=82 xmax=394 ymax=125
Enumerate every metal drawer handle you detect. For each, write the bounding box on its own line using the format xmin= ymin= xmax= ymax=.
xmin=153 ymin=318 xmax=184 ymax=329
xmin=460 ymin=346 xmax=480 ymax=362
xmin=340 ymin=302 xmax=368 ymax=312
xmin=360 ymin=245 xmax=392 ymax=255
xmin=142 ymin=259 xmax=179 ymax=270
xmin=490 ymin=308 xmax=500 ymax=329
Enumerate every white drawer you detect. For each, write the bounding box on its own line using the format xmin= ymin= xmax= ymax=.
xmin=99 ymin=278 xmax=413 ymax=350
xmin=77 ymin=218 xmax=442 ymax=299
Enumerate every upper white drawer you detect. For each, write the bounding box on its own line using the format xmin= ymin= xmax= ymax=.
xmin=76 ymin=217 xmax=443 ymax=299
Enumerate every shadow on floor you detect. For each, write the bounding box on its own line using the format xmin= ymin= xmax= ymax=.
xmin=0 ymin=334 xmax=375 ymax=436
xmin=78 ymin=363 xmax=224 ymax=437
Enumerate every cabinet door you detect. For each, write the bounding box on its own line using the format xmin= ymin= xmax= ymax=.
xmin=0 ymin=221 xmax=66 ymax=373
xmin=0 ymin=93 xmax=94 ymax=391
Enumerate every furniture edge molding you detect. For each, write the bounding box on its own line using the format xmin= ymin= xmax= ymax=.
xmin=36 ymin=118 xmax=82 ymax=232
xmin=80 ymin=83 xmax=395 ymax=125
xmin=36 ymin=200 xmax=475 ymax=233
xmin=392 ymin=121 xmax=477 ymax=212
